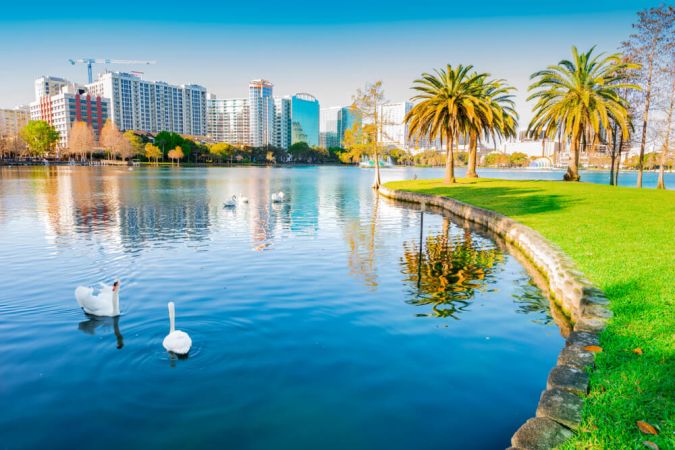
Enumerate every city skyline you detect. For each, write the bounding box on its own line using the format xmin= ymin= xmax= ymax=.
xmin=0 ymin=3 xmax=644 ymax=126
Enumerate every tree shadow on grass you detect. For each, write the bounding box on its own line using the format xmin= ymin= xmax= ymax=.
xmin=412 ymin=182 xmax=577 ymax=217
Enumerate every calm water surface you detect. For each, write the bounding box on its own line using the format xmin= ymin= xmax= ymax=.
xmin=0 ymin=166 xmax=565 ymax=450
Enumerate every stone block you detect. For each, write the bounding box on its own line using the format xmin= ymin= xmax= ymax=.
xmin=547 ymin=365 xmax=589 ymax=395
xmin=511 ymin=417 xmax=574 ymax=450
xmin=566 ymin=331 xmax=600 ymax=348
xmin=536 ymin=388 xmax=584 ymax=430
xmin=574 ymin=316 xmax=609 ymax=333
xmin=557 ymin=345 xmax=595 ymax=369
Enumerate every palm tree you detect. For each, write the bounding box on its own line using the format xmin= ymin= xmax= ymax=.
xmin=528 ymin=46 xmax=639 ymax=181
xmin=406 ymin=65 xmax=492 ymax=184
xmin=467 ymin=79 xmax=518 ymax=177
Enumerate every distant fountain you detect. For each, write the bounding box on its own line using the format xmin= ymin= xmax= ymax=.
xmin=528 ymin=157 xmax=554 ymax=170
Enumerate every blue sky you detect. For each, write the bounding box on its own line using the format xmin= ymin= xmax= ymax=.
xmin=0 ymin=1 xmax=649 ymax=126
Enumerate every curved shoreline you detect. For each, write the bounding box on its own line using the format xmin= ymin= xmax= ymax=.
xmin=378 ymin=185 xmax=612 ymax=449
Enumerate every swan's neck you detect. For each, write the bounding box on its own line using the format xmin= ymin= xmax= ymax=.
xmin=112 ymin=289 xmax=120 ymax=316
xmin=168 ymin=303 xmax=176 ymax=333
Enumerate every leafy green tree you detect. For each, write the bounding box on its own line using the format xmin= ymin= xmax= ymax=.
xmin=484 ymin=153 xmax=510 ymax=167
xmin=144 ymin=143 xmax=162 ymax=165
xmin=406 ymin=65 xmax=492 ymax=183
xmin=19 ymin=120 xmax=59 ymax=157
xmin=528 ymin=46 xmax=639 ymax=181
xmin=209 ymin=142 xmax=234 ymax=163
xmin=155 ymin=131 xmax=183 ymax=159
xmin=509 ymin=152 xmax=530 ymax=167
xmin=123 ymin=130 xmax=145 ymax=158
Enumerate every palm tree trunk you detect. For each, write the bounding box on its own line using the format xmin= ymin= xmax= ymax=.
xmin=445 ymin=130 xmax=456 ymax=184
xmin=467 ymin=131 xmax=478 ymax=178
xmin=564 ymin=135 xmax=581 ymax=181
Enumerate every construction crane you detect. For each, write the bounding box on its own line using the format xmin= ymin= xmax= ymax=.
xmin=68 ymin=58 xmax=157 ymax=83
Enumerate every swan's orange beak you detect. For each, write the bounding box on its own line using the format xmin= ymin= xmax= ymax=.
xmin=112 ymin=281 xmax=119 ymax=292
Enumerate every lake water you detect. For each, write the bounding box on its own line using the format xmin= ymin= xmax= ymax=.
xmin=0 ymin=166 xmax=568 ymax=450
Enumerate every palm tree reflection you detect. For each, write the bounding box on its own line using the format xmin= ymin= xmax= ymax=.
xmin=401 ymin=219 xmax=503 ymax=318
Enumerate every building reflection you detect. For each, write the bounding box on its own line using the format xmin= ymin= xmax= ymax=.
xmin=400 ymin=218 xmax=504 ymax=318
xmin=6 ymin=166 xmax=212 ymax=249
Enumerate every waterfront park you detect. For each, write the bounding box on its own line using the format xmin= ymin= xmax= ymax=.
xmin=0 ymin=3 xmax=673 ymax=450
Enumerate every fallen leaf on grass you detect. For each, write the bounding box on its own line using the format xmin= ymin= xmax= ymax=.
xmin=637 ymin=420 xmax=658 ymax=435
xmin=584 ymin=345 xmax=603 ymax=352
xmin=643 ymin=440 xmax=659 ymax=450
xmin=633 ymin=348 xmax=643 ymax=355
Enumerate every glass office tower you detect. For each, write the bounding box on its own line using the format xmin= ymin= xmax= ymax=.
xmin=291 ymin=93 xmax=320 ymax=147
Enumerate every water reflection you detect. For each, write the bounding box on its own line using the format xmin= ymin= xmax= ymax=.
xmin=78 ymin=315 xmax=124 ymax=349
xmin=401 ymin=217 xmax=503 ymax=318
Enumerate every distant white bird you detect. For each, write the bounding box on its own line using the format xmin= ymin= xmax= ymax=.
xmin=162 ymin=302 xmax=192 ymax=355
xmin=223 ymin=195 xmax=237 ymax=208
xmin=271 ymin=191 xmax=285 ymax=203
xmin=238 ymin=193 xmax=249 ymax=204
xmin=75 ymin=280 xmax=121 ymax=317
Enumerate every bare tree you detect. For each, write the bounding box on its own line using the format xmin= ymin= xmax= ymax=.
xmin=657 ymin=68 xmax=674 ymax=189
xmin=68 ymin=121 xmax=95 ymax=161
xmin=352 ymin=81 xmax=386 ymax=188
xmin=622 ymin=4 xmax=674 ymax=187
xmin=100 ymin=119 xmax=124 ymax=160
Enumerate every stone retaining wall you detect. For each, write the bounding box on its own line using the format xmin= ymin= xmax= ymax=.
xmin=379 ymin=186 xmax=612 ymax=450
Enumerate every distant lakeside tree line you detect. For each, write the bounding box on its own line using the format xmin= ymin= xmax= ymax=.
xmin=2 ymin=6 xmax=670 ymax=187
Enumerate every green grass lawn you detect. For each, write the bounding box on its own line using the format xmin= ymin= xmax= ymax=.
xmin=386 ymin=177 xmax=674 ymax=449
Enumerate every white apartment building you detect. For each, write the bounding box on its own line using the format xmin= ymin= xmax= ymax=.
xmin=273 ymin=97 xmax=291 ymax=149
xmin=29 ymin=82 xmax=110 ymax=149
xmin=34 ymin=76 xmax=69 ymax=101
xmin=320 ymin=107 xmax=341 ymax=148
xmin=248 ymin=79 xmax=275 ymax=147
xmin=0 ymin=107 xmax=29 ymax=137
xmin=87 ymin=72 xmax=207 ymax=136
xmin=207 ymin=96 xmax=249 ymax=145
xmin=378 ymin=102 xmax=442 ymax=152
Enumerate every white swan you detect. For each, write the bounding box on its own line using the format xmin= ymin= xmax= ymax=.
xmin=75 ymin=280 xmax=121 ymax=317
xmin=162 ymin=302 xmax=192 ymax=355
xmin=223 ymin=195 xmax=237 ymax=208
xmin=271 ymin=191 xmax=285 ymax=203
xmin=238 ymin=193 xmax=249 ymax=204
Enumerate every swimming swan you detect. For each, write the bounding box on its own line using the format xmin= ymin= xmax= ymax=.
xmin=238 ymin=193 xmax=249 ymax=204
xmin=223 ymin=195 xmax=237 ymax=208
xmin=163 ymin=302 xmax=192 ymax=355
xmin=75 ymin=280 xmax=121 ymax=317
xmin=271 ymin=191 xmax=285 ymax=203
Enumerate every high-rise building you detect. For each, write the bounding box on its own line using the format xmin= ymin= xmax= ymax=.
xmin=273 ymin=97 xmax=291 ymax=149
xmin=291 ymin=93 xmax=319 ymax=147
xmin=320 ymin=106 xmax=359 ymax=148
xmin=378 ymin=102 xmax=441 ymax=151
xmin=34 ymin=76 xmax=68 ymax=101
xmin=29 ymin=82 xmax=109 ymax=149
xmin=87 ymin=72 xmax=207 ymax=136
xmin=206 ymin=80 xmax=319 ymax=151
xmin=207 ymin=95 xmax=249 ymax=145
xmin=319 ymin=107 xmax=340 ymax=148
xmin=248 ymin=79 xmax=275 ymax=147
xmin=0 ymin=107 xmax=29 ymax=137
